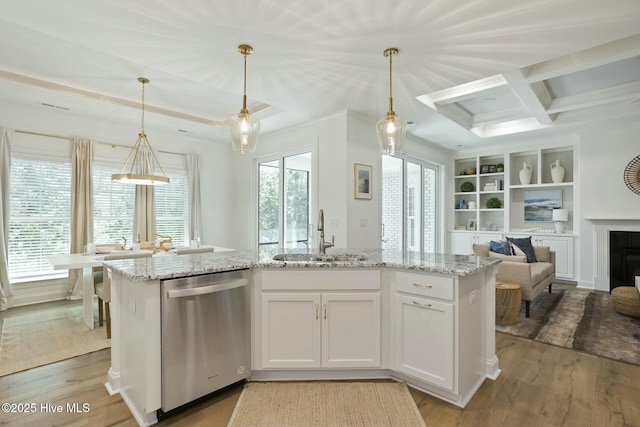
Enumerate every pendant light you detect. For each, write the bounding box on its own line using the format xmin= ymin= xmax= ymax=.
xmin=112 ymin=77 xmax=169 ymax=185
xmin=229 ymin=44 xmax=260 ymax=154
xmin=376 ymin=48 xmax=406 ymax=156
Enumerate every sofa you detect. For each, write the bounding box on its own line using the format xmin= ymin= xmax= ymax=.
xmin=473 ymin=242 xmax=556 ymax=317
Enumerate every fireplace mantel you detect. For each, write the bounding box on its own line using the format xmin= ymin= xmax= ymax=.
xmin=587 ymin=218 xmax=640 ymax=291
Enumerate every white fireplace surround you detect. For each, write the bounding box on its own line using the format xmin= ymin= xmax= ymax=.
xmin=588 ymin=219 xmax=640 ymax=291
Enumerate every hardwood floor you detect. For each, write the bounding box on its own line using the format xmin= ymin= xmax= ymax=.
xmin=2 ymin=333 xmax=640 ymax=427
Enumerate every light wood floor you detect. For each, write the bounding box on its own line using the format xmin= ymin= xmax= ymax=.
xmin=2 ymin=333 xmax=640 ymax=427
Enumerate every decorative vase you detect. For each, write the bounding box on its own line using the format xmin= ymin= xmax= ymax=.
xmin=550 ymin=160 xmax=565 ymax=183
xmin=519 ymin=162 xmax=532 ymax=185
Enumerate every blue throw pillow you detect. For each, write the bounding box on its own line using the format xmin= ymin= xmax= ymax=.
xmin=506 ymin=236 xmax=538 ymax=263
xmin=489 ymin=240 xmax=512 ymax=255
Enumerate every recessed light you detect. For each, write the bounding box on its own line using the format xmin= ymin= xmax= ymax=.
xmin=482 ymin=97 xmax=497 ymax=103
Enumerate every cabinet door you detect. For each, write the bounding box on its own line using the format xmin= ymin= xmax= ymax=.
xmin=451 ymin=232 xmax=503 ymax=255
xmin=537 ymin=236 xmax=574 ymax=279
xmin=261 ymin=293 xmax=321 ymax=368
xmin=451 ymin=232 xmax=474 ymax=255
xmin=394 ymin=294 xmax=454 ymax=391
xmin=321 ymin=293 xmax=381 ymax=368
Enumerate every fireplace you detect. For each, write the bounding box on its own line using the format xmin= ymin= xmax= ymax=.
xmin=609 ymin=231 xmax=640 ymax=290
xmin=589 ymin=219 xmax=640 ymax=292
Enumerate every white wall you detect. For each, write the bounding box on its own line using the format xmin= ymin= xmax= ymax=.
xmin=345 ymin=112 xmax=452 ymax=250
xmin=577 ymin=120 xmax=640 ymax=290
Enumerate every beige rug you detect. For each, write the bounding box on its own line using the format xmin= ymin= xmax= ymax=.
xmin=0 ymin=301 xmax=111 ymax=376
xmin=227 ymin=381 xmax=427 ymax=427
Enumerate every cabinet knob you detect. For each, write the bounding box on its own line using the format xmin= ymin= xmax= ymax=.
xmin=413 ymin=282 xmax=433 ymax=289
xmin=412 ymin=300 xmax=433 ymax=308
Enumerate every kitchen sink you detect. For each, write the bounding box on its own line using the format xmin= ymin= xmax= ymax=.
xmin=272 ymin=253 xmax=367 ymax=263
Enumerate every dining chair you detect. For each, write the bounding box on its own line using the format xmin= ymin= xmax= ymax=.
xmin=93 ymin=251 xmax=152 ymax=338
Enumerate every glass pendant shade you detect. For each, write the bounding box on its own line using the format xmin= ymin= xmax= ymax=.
xmin=230 ymin=44 xmax=260 ymax=154
xmin=376 ymin=47 xmax=406 ymax=156
xmin=229 ymin=110 xmax=260 ymax=154
xmin=376 ymin=111 xmax=406 ymax=156
xmin=112 ymin=77 xmax=169 ymax=185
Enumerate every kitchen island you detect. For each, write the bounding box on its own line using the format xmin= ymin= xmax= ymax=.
xmin=104 ymin=248 xmax=501 ymax=426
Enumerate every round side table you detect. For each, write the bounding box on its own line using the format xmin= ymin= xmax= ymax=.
xmin=496 ymin=282 xmax=521 ymax=325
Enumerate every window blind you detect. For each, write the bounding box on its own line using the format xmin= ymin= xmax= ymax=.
xmin=155 ymin=172 xmax=189 ymax=246
xmin=8 ymin=158 xmax=71 ymax=281
xmin=93 ymin=165 xmax=135 ymax=245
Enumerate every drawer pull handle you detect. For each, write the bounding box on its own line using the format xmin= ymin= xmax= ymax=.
xmin=315 ymin=303 xmax=319 ymax=320
xmin=324 ymin=303 xmax=327 ymax=320
xmin=413 ymin=282 xmax=433 ymax=289
xmin=413 ymin=300 xmax=432 ymax=308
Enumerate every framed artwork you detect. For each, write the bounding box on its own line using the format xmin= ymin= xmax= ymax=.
xmin=480 ymin=165 xmax=490 ymax=174
xmin=466 ymin=218 xmax=476 ymax=230
xmin=524 ymin=189 xmax=562 ymax=221
xmin=354 ymin=163 xmax=372 ymax=199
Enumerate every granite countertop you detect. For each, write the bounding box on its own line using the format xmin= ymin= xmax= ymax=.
xmin=104 ymin=247 xmax=501 ymax=282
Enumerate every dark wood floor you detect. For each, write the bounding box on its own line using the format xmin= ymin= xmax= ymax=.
xmin=2 ymin=332 xmax=640 ymax=427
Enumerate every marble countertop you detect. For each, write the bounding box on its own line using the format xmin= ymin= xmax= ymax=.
xmin=104 ymin=247 xmax=501 ymax=282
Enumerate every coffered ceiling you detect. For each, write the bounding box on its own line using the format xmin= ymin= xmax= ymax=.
xmin=0 ymin=0 xmax=639 ymax=150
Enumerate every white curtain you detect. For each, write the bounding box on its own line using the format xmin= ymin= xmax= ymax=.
xmin=187 ymin=153 xmax=203 ymax=243
xmin=0 ymin=128 xmax=13 ymax=311
xmin=68 ymin=138 xmax=94 ymax=299
xmin=133 ymin=150 xmax=156 ymax=243
xmin=134 ymin=184 xmax=156 ymax=243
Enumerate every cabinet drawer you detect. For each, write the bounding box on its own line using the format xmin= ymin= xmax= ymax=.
xmin=395 ymin=271 xmax=454 ymax=301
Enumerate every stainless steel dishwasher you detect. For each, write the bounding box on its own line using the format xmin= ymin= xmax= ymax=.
xmin=160 ymin=269 xmax=251 ymax=414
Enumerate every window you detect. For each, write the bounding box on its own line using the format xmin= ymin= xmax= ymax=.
xmin=381 ymin=155 xmax=439 ymax=254
xmin=93 ymin=165 xmax=135 ymax=245
xmin=155 ymin=172 xmax=189 ymax=246
xmin=8 ymin=157 xmax=71 ymax=281
xmin=257 ymin=151 xmax=313 ymax=249
xmin=93 ymin=165 xmax=189 ymax=247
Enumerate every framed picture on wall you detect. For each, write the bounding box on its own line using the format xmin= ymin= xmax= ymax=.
xmin=354 ymin=163 xmax=372 ymax=199
xmin=524 ymin=189 xmax=562 ymax=221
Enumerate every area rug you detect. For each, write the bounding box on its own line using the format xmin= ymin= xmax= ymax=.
xmin=496 ymin=287 xmax=640 ymax=365
xmin=0 ymin=301 xmax=111 ymax=376
xmin=227 ymin=381 xmax=426 ymax=427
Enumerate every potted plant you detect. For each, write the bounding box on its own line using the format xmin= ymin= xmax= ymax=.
xmin=496 ymin=163 xmax=504 ymax=172
xmin=486 ymin=197 xmax=502 ymax=208
xmin=460 ymin=181 xmax=475 ymax=192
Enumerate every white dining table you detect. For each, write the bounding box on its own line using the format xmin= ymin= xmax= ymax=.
xmin=48 ymin=246 xmax=217 ymax=329
xmin=49 ymin=253 xmax=118 ymax=329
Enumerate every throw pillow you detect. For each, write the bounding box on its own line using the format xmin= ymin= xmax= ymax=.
xmin=506 ymin=236 xmax=538 ymax=263
xmin=489 ymin=252 xmax=527 ymax=263
xmin=489 ymin=240 xmax=512 ymax=255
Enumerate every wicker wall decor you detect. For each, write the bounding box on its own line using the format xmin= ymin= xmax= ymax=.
xmin=623 ymin=154 xmax=640 ymax=195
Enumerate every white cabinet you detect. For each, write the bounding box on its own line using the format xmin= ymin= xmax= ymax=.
xmin=393 ymin=271 xmax=456 ymax=391
xmin=507 ymin=233 xmax=575 ymax=280
xmin=394 ymin=294 xmax=454 ymax=390
xmin=450 ymin=232 xmax=503 ymax=255
xmin=322 ymin=293 xmax=381 ymax=368
xmin=533 ymin=235 xmax=574 ymax=280
xmin=260 ymin=291 xmax=381 ymax=369
xmin=261 ymin=293 xmax=321 ymax=368
xmin=258 ymin=270 xmax=382 ymax=369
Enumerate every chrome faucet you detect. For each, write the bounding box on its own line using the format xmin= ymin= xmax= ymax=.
xmin=317 ymin=209 xmax=334 ymax=254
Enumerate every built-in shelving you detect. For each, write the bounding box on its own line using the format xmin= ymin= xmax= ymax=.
xmin=451 ymin=144 xmax=577 ymax=280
